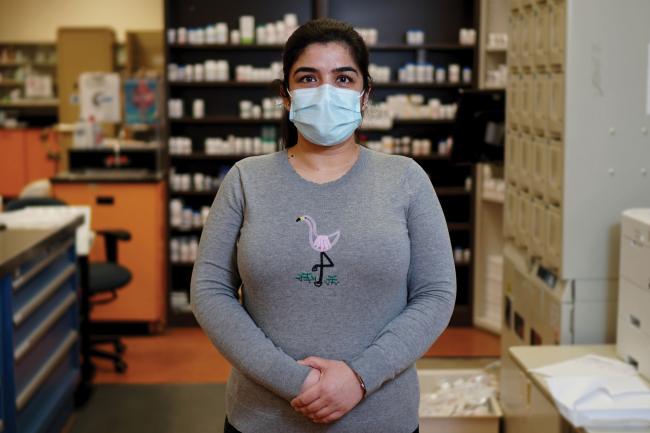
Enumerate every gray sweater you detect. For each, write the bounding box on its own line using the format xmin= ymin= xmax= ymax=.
xmin=191 ymin=146 xmax=456 ymax=433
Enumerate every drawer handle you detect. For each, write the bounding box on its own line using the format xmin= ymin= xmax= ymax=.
xmin=16 ymin=330 xmax=78 ymax=411
xmin=12 ymin=239 xmax=74 ymax=291
xmin=629 ymin=314 xmax=641 ymax=329
xmin=96 ymin=196 xmax=114 ymax=205
xmin=14 ymin=292 xmax=76 ymax=362
xmin=13 ymin=264 xmax=75 ymax=327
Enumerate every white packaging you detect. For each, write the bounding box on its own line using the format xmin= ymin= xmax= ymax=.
xmin=177 ymin=27 xmax=187 ymax=44
xmin=216 ymin=23 xmax=228 ymax=44
xmin=194 ymin=63 xmax=204 ymax=81
xmin=462 ymin=67 xmax=472 ymax=84
xmin=256 ymin=26 xmax=267 ymax=45
xmin=239 ymin=15 xmax=255 ymax=44
xmin=230 ymin=29 xmax=240 ymax=45
xmin=435 ymin=67 xmax=446 ymax=83
xmin=192 ymin=99 xmax=205 ymax=119
xmin=167 ymin=29 xmax=176 ymax=44
xmin=239 ymin=100 xmax=253 ymax=118
xmin=448 ymin=64 xmax=460 ymax=83
xmin=193 ymin=173 xmax=204 ymax=191
xmin=251 ymin=105 xmax=262 ymax=119
xmin=185 ymin=65 xmax=194 ymax=82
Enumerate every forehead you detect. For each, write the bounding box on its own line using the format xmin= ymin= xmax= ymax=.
xmin=291 ymin=42 xmax=358 ymax=72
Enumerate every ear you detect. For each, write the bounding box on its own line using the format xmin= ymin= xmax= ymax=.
xmin=361 ymin=87 xmax=371 ymax=112
xmin=280 ymin=86 xmax=291 ymax=111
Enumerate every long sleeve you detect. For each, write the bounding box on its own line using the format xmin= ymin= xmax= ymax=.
xmin=348 ymin=161 xmax=457 ymax=396
xmin=190 ymin=165 xmax=311 ymax=401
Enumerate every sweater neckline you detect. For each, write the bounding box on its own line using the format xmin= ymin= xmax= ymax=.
xmin=280 ymin=145 xmax=369 ymax=189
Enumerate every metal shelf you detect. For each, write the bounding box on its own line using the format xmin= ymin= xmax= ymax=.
xmin=169 ymin=117 xmax=281 ymax=125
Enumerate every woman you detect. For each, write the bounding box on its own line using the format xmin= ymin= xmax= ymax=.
xmin=191 ymin=18 xmax=456 ymax=433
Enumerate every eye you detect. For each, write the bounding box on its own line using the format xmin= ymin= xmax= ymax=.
xmin=336 ymin=75 xmax=354 ymax=84
xmin=298 ymin=75 xmax=317 ymax=83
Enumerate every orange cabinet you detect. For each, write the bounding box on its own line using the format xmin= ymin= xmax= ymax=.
xmin=25 ymin=129 xmax=59 ymax=183
xmin=52 ymin=181 xmax=167 ymax=326
xmin=0 ymin=128 xmax=59 ymax=197
xmin=0 ymin=129 xmax=27 ymax=197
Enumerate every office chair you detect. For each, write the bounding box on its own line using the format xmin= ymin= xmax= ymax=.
xmin=5 ymin=196 xmax=131 ymax=373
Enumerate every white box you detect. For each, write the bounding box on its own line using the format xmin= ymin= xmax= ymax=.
xmin=618 ymin=277 xmax=650 ymax=337
xmin=617 ymin=317 xmax=650 ymax=380
xmin=620 ymin=209 xmax=650 ymax=290
xmin=418 ymin=369 xmax=502 ymax=433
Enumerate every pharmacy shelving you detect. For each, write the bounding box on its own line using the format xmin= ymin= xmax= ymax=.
xmin=0 ymin=42 xmax=58 ymax=122
xmin=165 ymin=0 xmax=480 ymax=326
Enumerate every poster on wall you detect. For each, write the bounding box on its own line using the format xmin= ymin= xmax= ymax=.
xmin=79 ymin=72 xmax=121 ymax=123
xmin=124 ymin=78 xmax=160 ymax=125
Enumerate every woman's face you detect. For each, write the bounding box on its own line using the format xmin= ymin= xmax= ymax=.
xmin=284 ymin=42 xmax=368 ymax=108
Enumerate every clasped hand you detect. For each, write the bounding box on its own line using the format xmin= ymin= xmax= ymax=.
xmin=290 ymin=357 xmax=364 ymax=424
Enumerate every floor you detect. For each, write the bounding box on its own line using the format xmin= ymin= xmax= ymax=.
xmin=93 ymin=326 xmax=500 ymax=384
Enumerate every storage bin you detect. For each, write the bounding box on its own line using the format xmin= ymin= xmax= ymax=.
xmin=418 ymin=369 xmax=502 ymax=433
xmin=546 ymin=138 xmax=563 ymax=205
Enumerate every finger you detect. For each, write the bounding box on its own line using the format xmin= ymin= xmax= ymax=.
xmin=299 ymin=397 xmax=328 ymax=416
xmin=301 ymin=356 xmax=328 ymax=370
xmin=291 ymin=385 xmax=322 ymax=409
xmin=309 ymin=404 xmax=336 ymax=420
xmin=314 ymin=410 xmax=344 ymax=424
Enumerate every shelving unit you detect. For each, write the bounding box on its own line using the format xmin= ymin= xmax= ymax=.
xmin=499 ymin=2 xmax=650 ymax=432
xmin=0 ymin=42 xmax=58 ymax=124
xmin=165 ymin=0 xmax=479 ymax=326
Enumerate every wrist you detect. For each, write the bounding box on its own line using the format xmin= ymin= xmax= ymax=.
xmin=344 ymin=361 xmax=367 ymax=399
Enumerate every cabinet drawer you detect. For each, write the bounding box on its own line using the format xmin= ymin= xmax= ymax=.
xmin=546 ymin=139 xmax=563 ymax=205
xmin=548 ymin=71 xmax=565 ymax=137
xmin=548 ymin=0 xmax=566 ymax=68
xmin=533 ymin=72 xmax=551 ymax=135
xmin=520 ymin=74 xmax=534 ymax=131
xmin=521 ymin=7 xmax=535 ymax=70
xmin=12 ymin=239 xmax=74 ymax=292
xmin=509 ymin=12 xmax=522 ymax=70
xmin=15 ymin=332 xmax=78 ymax=433
xmin=14 ymin=304 xmax=77 ymax=405
xmin=533 ymin=2 xmax=550 ymax=69
xmin=544 ymin=204 xmax=562 ymax=271
xmin=506 ymin=132 xmax=520 ymax=186
xmin=530 ymin=198 xmax=547 ymax=260
xmin=519 ymin=133 xmax=533 ymax=192
xmin=620 ymin=235 xmax=650 ymax=291
xmin=531 ymin=136 xmax=548 ymax=198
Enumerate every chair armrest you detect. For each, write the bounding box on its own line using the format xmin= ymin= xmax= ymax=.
xmin=96 ymin=229 xmax=131 ymax=263
xmin=96 ymin=230 xmax=131 ymax=241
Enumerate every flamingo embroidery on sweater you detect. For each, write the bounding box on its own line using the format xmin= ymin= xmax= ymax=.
xmin=296 ymin=215 xmax=340 ymax=287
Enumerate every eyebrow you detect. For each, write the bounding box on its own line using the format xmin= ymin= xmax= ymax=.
xmin=293 ymin=66 xmax=360 ymax=76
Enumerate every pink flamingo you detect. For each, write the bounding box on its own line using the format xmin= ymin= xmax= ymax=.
xmin=296 ymin=215 xmax=340 ymax=287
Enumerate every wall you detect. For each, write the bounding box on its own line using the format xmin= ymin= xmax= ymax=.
xmin=0 ymin=0 xmax=162 ymax=42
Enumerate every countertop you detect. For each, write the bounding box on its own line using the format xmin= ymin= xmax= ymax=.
xmin=52 ymin=170 xmax=164 ymax=183
xmin=0 ymin=216 xmax=83 ymax=276
xmin=509 ymin=345 xmax=650 ymax=433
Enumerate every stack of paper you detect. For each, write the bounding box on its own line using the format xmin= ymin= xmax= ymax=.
xmin=0 ymin=206 xmax=92 ymax=255
xmin=531 ymin=354 xmax=650 ymax=429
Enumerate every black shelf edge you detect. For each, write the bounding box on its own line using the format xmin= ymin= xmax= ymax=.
xmin=170 ymin=153 xmax=259 ymax=160
xmin=368 ymin=44 xmax=475 ymax=51
xmin=170 ymin=228 xmax=203 ymax=235
xmin=169 ymin=43 xmax=284 ymax=50
xmin=168 ymin=81 xmax=470 ymax=89
xmin=373 ymin=82 xmax=471 ymax=89
xmin=169 ymin=81 xmax=277 ymax=88
xmin=170 ymin=190 xmax=219 ymax=197
xmin=169 ymin=117 xmax=281 ymax=125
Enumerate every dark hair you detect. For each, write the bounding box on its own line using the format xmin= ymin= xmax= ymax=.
xmin=277 ymin=18 xmax=372 ymax=148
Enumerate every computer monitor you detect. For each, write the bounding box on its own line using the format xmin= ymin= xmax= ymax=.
xmin=451 ymin=89 xmax=506 ymax=163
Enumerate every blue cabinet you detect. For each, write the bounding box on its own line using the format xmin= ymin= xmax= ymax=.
xmin=0 ymin=230 xmax=80 ymax=433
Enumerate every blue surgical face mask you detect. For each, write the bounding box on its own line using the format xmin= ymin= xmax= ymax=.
xmin=289 ymin=84 xmax=363 ymax=146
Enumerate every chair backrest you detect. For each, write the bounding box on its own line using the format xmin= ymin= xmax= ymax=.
xmin=5 ymin=197 xmax=67 ymax=212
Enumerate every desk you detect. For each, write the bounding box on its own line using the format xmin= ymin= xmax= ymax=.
xmin=0 ymin=217 xmax=82 ymax=433
xmin=508 ymin=345 xmax=650 ymax=433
